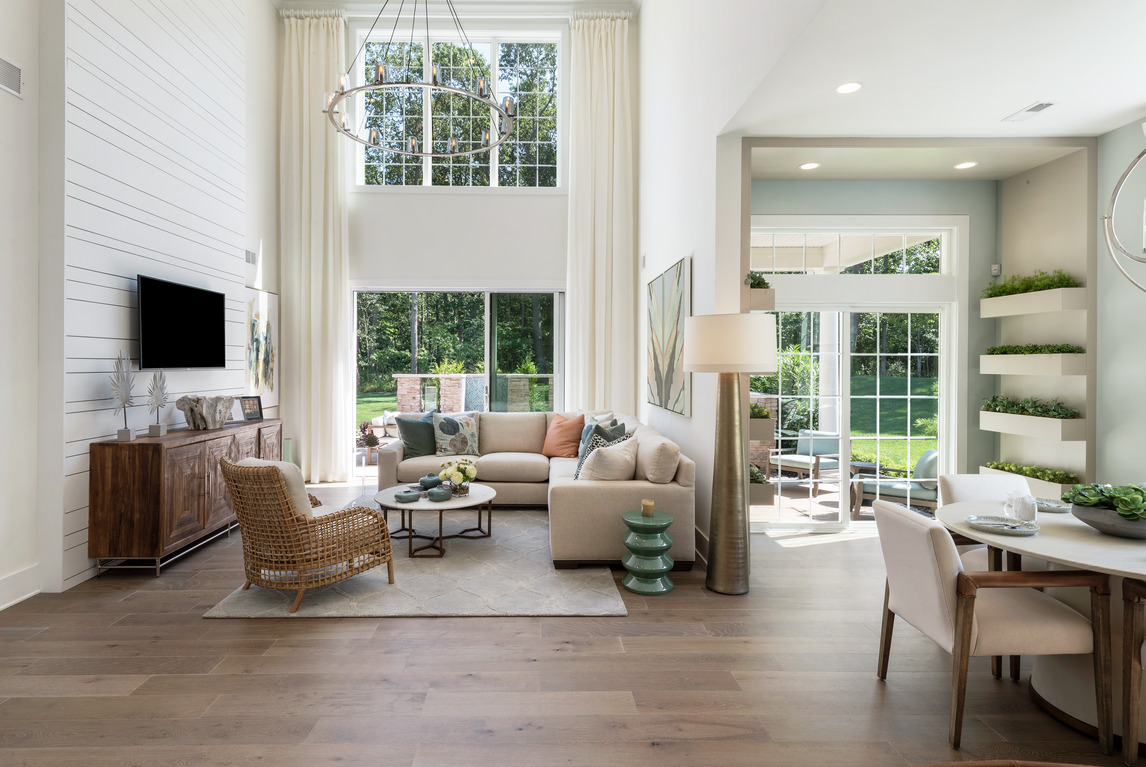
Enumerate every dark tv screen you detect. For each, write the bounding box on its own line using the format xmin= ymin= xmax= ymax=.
xmin=138 ymin=275 xmax=226 ymax=370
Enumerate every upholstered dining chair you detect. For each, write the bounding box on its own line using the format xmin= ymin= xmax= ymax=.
xmin=940 ymin=472 xmax=1049 ymax=681
xmin=219 ymin=457 xmax=394 ymax=613
xmin=1123 ymin=578 xmax=1146 ymax=765
xmin=873 ymin=500 xmax=1112 ymax=751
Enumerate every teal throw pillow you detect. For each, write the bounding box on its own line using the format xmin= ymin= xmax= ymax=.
xmin=574 ymin=425 xmax=631 ymax=479
xmin=578 ymin=420 xmax=623 ymax=459
xmin=433 ymin=412 xmax=480 ymax=456
xmin=396 ymin=411 xmax=436 ymax=458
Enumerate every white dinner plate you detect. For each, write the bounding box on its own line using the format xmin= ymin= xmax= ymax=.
xmin=965 ymin=514 xmax=1040 ymax=536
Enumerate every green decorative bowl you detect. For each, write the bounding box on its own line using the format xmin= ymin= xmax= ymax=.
xmin=394 ymin=490 xmax=421 ymax=503
xmin=426 ymin=486 xmax=453 ymax=502
xmin=419 ymin=474 xmax=443 ymax=490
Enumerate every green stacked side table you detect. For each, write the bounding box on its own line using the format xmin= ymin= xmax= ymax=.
xmin=621 ymin=510 xmax=674 ymax=595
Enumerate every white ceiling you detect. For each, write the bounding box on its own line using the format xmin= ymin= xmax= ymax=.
xmin=726 ymin=0 xmax=1146 ymax=140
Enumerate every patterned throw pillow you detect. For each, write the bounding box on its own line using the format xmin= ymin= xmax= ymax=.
xmin=578 ymin=419 xmax=622 ymax=458
xmin=433 ymin=412 xmax=480 ymax=456
xmin=574 ymin=429 xmax=633 ymax=480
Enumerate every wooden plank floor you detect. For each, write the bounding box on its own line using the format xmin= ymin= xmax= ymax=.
xmin=0 ymin=485 xmax=1121 ymax=766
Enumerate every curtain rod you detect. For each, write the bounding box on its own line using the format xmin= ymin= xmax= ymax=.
xmin=280 ymin=9 xmax=347 ymax=19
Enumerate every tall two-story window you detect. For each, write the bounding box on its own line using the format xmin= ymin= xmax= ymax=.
xmin=362 ymin=38 xmax=559 ymax=188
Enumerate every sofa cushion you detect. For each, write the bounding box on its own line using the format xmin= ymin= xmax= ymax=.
xmin=578 ymin=435 xmax=637 ymax=481
xmin=396 ymin=411 xmax=436 ymax=458
xmin=542 ymin=413 xmax=584 ymax=458
xmin=397 ymin=454 xmax=456 ymax=484
xmin=479 ymin=412 xmax=547 ymax=454
xmin=235 ymin=457 xmax=313 ymax=518
xmin=579 ymin=420 xmax=624 ymax=458
xmin=575 ymin=429 xmax=633 ymax=480
xmin=633 ymin=425 xmax=681 ymax=484
xmin=549 ymin=456 xmax=579 ymax=482
xmin=475 ymin=452 xmax=550 ymax=483
xmin=433 ymin=412 xmax=479 ymax=456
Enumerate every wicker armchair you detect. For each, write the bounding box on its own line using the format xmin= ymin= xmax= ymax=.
xmin=219 ymin=458 xmax=393 ymax=613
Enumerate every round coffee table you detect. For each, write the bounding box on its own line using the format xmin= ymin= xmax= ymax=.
xmin=374 ymin=483 xmax=496 ymax=558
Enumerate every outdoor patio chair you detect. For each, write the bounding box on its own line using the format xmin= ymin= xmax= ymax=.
xmin=768 ymin=429 xmax=840 ymax=497
xmin=219 ymin=458 xmax=394 ymax=613
xmin=851 ymin=448 xmax=938 ymax=519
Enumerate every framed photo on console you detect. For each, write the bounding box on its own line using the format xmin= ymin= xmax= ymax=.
xmin=239 ymin=395 xmax=264 ymax=421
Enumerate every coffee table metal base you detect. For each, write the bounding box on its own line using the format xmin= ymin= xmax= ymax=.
xmin=402 ymin=501 xmax=493 ymax=558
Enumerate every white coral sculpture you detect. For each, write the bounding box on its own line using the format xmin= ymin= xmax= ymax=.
xmin=109 ymin=352 xmax=136 ymax=430
xmin=147 ymin=370 xmax=169 ymax=424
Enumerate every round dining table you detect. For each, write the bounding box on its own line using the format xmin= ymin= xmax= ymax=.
xmin=937 ymin=501 xmax=1146 ymax=743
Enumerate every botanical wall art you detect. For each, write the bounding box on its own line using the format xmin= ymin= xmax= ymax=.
xmin=246 ymin=289 xmax=279 ymax=408
xmin=647 ymin=257 xmax=690 ymax=415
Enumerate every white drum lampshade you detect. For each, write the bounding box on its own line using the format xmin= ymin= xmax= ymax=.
xmin=684 ymin=313 xmax=777 ymax=374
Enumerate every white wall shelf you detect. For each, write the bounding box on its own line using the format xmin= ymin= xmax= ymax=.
xmin=749 ymin=288 xmax=776 ymax=311
xmin=979 ymin=411 xmax=1087 ymax=442
xmin=979 ymin=353 xmax=1088 ymax=376
xmin=979 ymin=465 xmax=1077 ymax=499
xmin=980 ymin=287 xmax=1087 ymax=318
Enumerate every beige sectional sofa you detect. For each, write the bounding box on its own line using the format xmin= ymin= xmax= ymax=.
xmin=377 ymin=411 xmax=695 ymax=569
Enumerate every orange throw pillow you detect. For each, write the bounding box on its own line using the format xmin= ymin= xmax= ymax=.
xmin=542 ymin=413 xmax=585 ymax=458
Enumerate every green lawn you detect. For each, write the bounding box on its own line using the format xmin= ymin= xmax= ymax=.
xmin=356 ymin=392 xmax=398 ymax=432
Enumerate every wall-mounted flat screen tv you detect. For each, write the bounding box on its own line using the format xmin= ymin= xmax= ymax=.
xmin=138 ymin=275 xmax=227 ymax=370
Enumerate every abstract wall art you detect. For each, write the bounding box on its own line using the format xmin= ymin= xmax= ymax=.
xmin=246 ymin=289 xmax=279 ymax=408
xmin=647 ymin=257 xmax=690 ymax=415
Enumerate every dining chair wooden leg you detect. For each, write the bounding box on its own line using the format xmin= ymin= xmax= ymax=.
xmin=988 ymin=546 xmax=1003 ymax=678
xmin=877 ymin=580 xmax=894 ymax=681
xmin=1091 ymin=588 xmax=1113 ymax=755
xmin=1005 ymin=551 xmax=1023 ymax=681
xmin=1124 ymin=586 xmax=1145 ymax=765
xmin=949 ymin=591 xmax=976 ymax=749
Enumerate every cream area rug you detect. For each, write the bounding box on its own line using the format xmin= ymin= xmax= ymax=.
xmin=204 ymin=502 xmax=627 ymax=618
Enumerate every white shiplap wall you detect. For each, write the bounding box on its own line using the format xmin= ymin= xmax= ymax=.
xmin=61 ymin=0 xmax=247 ymax=588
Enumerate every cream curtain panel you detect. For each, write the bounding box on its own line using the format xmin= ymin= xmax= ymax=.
xmin=279 ymin=10 xmax=352 ymax=482
xmin=566 ymin=12 xmax=636 ymax=414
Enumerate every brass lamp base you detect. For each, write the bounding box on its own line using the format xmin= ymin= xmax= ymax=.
xmin=706 ymin=371 xmax=749 ymax=595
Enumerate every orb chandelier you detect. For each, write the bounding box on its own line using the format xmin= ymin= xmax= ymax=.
xmin=1102 ymin=123 xmax=1146 ymax=293
xmin=321 ymin=0 xmax=516 ymax=158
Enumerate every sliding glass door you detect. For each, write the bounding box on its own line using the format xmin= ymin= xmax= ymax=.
xmin=488 ymin=292 xmax=561 ymax=412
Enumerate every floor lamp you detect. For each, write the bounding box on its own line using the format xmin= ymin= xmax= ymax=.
xmin=684 ymin=313 xmax=778 ymax=595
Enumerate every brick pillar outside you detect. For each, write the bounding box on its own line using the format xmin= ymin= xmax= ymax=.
xmin=439 ymin=375 xmax=465 ymax=413
xmin=396 ymin=376 xmax=422 ymax=413
xmin=748 ymin=394 xmax=779 ymax=472
xmin=507 ymin=376 xmax=530 ymax=412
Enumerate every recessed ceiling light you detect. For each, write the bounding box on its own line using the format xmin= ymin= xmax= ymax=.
xmin=954 ymin=161 xmax=978 ymax=170
xmin=799 ymin=162 xmax=821 ymax=170
xmin=836 ymin=82 xmax=861 ymax=94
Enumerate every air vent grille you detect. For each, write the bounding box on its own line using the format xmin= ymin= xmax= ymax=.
xmin=1003 ymin=102 xmax=1054 ymax=122
xmin=0 ymin=56 xmax=22 ymax=99
xmin=245 ymin=249 xmax=258 ymax=265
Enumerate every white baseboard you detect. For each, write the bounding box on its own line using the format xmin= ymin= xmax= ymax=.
xmin=0 ymin=564 xmax=40 ymax=610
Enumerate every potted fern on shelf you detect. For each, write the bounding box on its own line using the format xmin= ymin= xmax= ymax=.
xmin=745 ymin=271 xmax=775 ymax=311
xmin=748 ymin=463 xmax=774 ymax=506
xmin=748 ymin=402 xmax=776 ymax=442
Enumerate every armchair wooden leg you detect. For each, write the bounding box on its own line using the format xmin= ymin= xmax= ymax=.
xmin=387 ymin=558 xmax=395 ymax=584
xmin=290 ymin=590 xmax=306 ymax=614
xmin=877 ymin=580 xmax=894 ymax=681
xmin=950 ymin=591 xmax=976 ymax=749
xmin=948 ymin=591 xmax=976 ymax=742
xmin=1125 ymin=597 xmax=1144 ymax=765
xmin=1091 ymin=588 xmax=1113 ymax=755
xmin=242 ymin=580 xmax=252 ymax=591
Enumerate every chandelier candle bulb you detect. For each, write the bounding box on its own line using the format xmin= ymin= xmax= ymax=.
xmin=338 ymin=72 xmax=348 ymax=92
xmin=339 ymin=112 xmax=348 ymax=130
xmin=431 ymin=63 xmax=443 ymax=86
xmin=641 ymin=499 xmax=655 ymax=517
xmin=369 ymin=127 xmax=381 ymax=146
xmin=481 ymin=129 xmax=491 ymax=148
xmin=408 ymin=136 xmax=419 ymax=154
xmin=477 ymin=76 xmax=489 ymax=98
xmin=448 ymin=136 xmax=459 ymax=153
xmin=502 ymin=95 xmax=516 ymax=116
xmin=373 ymin=63 xmax=385 ymax=85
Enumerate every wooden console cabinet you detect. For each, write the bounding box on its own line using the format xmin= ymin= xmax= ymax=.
xmin=88 ymin=419 xmax=283 ymax=575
